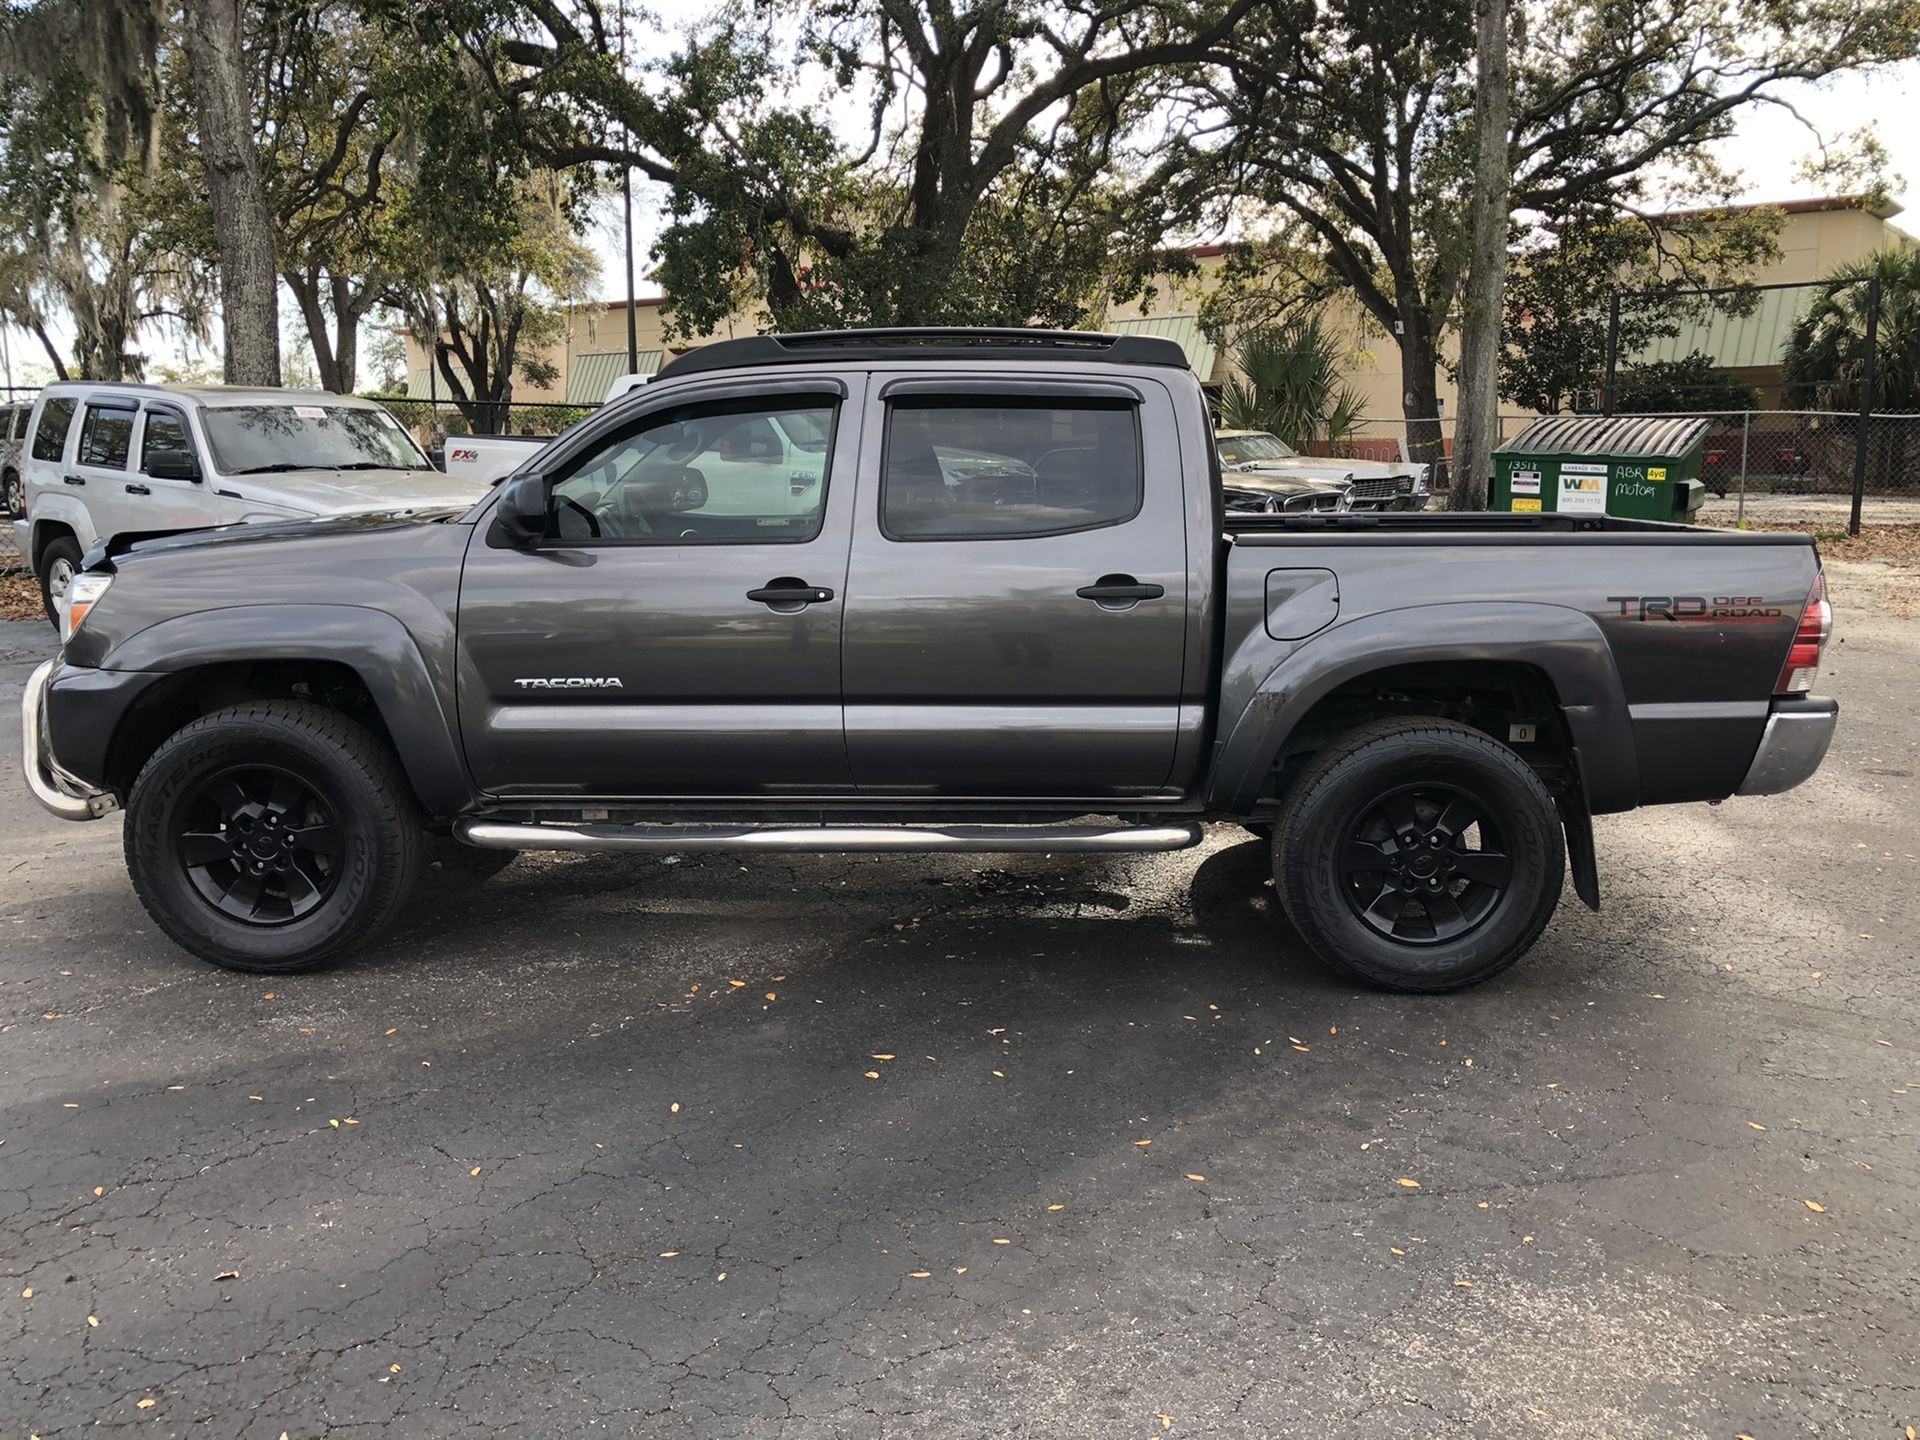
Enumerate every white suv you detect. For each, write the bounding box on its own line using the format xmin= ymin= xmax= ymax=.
xmin=14 ymin=382 xmax=486 ymax=624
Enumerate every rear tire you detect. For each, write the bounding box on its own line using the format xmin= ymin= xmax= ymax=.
xmin=125 ymin=702 xmax=423 ymax=973
xmin=36 ymin=536 xmax=82 ymax=629
xmin=2 ymin=468 xmax=20 ymax=518
xmin=1272 ymin=718 xmax=1564 ymax=992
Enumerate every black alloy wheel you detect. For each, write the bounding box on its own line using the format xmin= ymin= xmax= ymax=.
xmin=175 ymin=765 xmax=344 ymax=925
xmin=1339 ymin=782 xmax=1512 ymax=944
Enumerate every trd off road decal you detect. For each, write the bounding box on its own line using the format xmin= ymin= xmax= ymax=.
xmin=1605 ymin=596 xmax=1783 ymax=623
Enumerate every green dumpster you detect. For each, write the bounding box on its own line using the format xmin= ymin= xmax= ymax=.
xmin=1492 ymin=416 xmax=1710 ymax=523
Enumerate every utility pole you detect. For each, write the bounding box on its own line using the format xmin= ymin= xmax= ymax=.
xmin=619 ymin=0 xmax=638 ymax=374
xmin=1848 ymin=273 xmax=1882 ymax=537
xmin=1449 ymin=0 xmax=1511 ymax=510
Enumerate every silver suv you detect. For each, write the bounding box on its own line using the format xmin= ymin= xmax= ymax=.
xmin=13 ymin=381 xmax=486 ymax=625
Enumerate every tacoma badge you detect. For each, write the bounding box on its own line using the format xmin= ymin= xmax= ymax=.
xmin=513 ymin=677 xmax=625 ymax=689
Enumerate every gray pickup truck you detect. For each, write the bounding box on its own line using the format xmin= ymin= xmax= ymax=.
xmin=21 ymin=328 xmax=1837 ymax=991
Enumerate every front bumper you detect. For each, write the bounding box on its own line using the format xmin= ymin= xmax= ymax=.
xmin=1736 ymin=697 xmax=1838 ymax=796
xmin=21 ymin=659 xmax=117 ymax=820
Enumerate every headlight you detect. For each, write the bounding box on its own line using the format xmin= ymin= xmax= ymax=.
xmin=63 ymin=572 xmax=112 ymax=642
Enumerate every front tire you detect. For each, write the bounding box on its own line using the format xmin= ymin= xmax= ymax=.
xmin=37 ymin=536 xmax=82 ymax=629
xmin=1273 ymin=719 xmax=1564 ymax=992
xmin=125 ymin=702 xmax=423 ymax=973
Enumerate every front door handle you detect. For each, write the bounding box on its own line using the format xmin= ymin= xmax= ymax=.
xmin=1076 ymin=575 xmax=1165 ymax=604
xmin=747 ymin=578 xmax=835 ymax=610
xmin=125 ymin=483 xmax=150 ymax=496
xmin=63 ymin=474 xmax=85 ymax=486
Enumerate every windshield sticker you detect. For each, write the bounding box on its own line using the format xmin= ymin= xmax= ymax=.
xmin=294 ymin=405 xmax=328 ymax=420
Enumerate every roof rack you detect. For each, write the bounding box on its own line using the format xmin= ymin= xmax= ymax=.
xmin=654 ymin=327 xmax=1191 ymax=379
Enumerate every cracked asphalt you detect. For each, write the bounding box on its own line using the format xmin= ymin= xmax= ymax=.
xmin=2 ymin=560 xmax=1916 ymax=1440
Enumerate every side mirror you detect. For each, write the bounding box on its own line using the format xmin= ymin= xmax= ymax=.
xmin=146 ymin=448 xmax=201 ymax=482
xmin=491 ymin=471 xmax=549 ymax=548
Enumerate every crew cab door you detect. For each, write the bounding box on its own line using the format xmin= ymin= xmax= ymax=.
xmin=842 ymin=376 xmax=1190 ymax=797
xmin=456 ymin=377 xmax=861 ymax=798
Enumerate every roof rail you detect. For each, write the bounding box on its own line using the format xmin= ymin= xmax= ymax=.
xmin=654 ymin=327 xmax=1191 ymax=379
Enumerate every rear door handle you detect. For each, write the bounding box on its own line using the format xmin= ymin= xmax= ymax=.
xmin=1076 ymin=576 xmax=1165 ymax=603
xmin=63 ymin=474 xmax=85 ymax=486
xmin=747 ymin=579 xmax=835 ymax=608
xmin=125 ymin=483 xmax=150 ymax=496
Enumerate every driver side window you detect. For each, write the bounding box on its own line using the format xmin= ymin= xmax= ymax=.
xmin=547 ymin=396 xmax=837 ymax=545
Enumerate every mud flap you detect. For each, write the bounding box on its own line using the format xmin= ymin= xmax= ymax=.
xmin=1557 ymin=794 xmax=1601 ymax=912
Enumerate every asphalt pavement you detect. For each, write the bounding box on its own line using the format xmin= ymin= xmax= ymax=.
xmin=2 ymin=567 xmax=1915 ymax=1440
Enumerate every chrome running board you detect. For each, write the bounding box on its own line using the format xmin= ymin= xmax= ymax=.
xmin=454 ymin=819 xmax=1204 ymax=854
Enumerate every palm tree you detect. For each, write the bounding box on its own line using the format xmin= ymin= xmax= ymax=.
xmin=1217 ymin=315 xmax=1365 ymax=450
xmin=1782 ymin=248 xmax=1920 ymax=411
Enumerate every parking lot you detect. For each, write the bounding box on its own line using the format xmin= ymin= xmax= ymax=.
xmin=2 ymin=561 xmax=1915 ymax=1439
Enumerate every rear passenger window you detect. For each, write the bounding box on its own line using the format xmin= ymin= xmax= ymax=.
xmin=881 ymin=398 xmax=1143 ymax=540
xmin=77 ymin=405 xmax=136 ymax=469
xmin=30 ymin=397 xmax=76 ymax=461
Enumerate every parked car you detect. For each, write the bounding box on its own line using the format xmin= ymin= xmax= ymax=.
xmin=1701 ymin=430 xmax=1816 ymax=496
xmin=1215 ymin=428 xmax=1430 ymax=511
xmin=12 ymin=382 xmax=487 ymax=625
xmin=25 ymin=327 xmax=1835 ymax=994
xmin=0 ymin=400 xmax=31 ymax=517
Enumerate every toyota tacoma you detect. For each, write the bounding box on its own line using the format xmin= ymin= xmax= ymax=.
xmin=21 ymin=328 xmax=1837 ymax=991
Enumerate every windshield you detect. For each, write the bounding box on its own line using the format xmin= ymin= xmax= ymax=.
xmin=200 ymin=404 xmax=430 ymax=475
xmin=1215 ymin=432 xmax=1298 ymax=464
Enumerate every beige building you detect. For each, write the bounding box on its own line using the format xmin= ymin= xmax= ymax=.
xmin=402 ymin=194 xmax=1915 ymax=432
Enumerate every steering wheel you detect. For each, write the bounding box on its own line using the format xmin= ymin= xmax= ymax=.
xmin=556 ymin=495 xmax=601 ymax=538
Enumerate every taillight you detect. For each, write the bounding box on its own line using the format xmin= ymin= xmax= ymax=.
xmin=1775 ymin=573 xmax=1831 ymax=696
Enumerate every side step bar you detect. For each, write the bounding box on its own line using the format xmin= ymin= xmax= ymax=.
xmin=454 ymin=819 xmax=1205 ymax=855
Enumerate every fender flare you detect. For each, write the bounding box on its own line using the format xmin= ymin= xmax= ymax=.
xmin=100 ymin=604 xmax=472 ymax=815
xmin=1207 ymin=601 xmax=1639 ymax=815
xmin=24 ymin=504 xmax=96 ymax=567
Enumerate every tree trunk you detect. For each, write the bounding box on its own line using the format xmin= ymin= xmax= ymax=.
xmin=1398 ymin=307 xmax=1447 ymax=488
xmin=1451 ymin=0 xmax=1511 ymax=511
xmin=330 ymin=272 xmax=361 ymax=394
xmin=286 ymin=269 xmax=339 ymax=391
xmin=32 ymin=322 xmax=70 ymax=381
xmin=183 ymin=0 xmax=281 ymax=387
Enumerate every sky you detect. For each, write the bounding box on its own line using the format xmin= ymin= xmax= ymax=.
xmin=4 ymin=43 xmax=1916 ymax=387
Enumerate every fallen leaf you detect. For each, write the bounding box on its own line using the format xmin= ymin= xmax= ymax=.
xmin=470 ymin=1166 xmax=482 ymax=1177
xmin=954 ymin=1266 xmax=967 ymax=1275
xmin=384 ymin=1028 xmax=398 ymax=1036
xmin=716 ymin=1272 xmax=727 ymax=1282
xmin=864 ymin=1071 xmax=880 ymax=1079
xmin=1521 ymin=1235 xmax=1535 ymax=1245
xmin=1747 ymin=1121 xmax=1768 ymax=1131
xmin=670 ymin=1102 xmax=681 ymax=1113
xmin=728 ymin=980 xmax=745 ymax=989
xmin=872 ymin=1053 xmax=895 ymax=1061
xmin=992 ymin=1070 xmax=1005 ymax=1078
xmin=343 ymin=1117 xmax=359 ymax=1126
xmin=262 ymin=992 xmax=275 ymax=1001
xmin=1133 ymin=1139 xmax=1152 ymax=1147
xmin=659 ymin=1251 xmax=678 ymax=1258
xmin=1804 ymin=1199 xmax=1826 ymax=1213
xmin=21 ymin=1288 xmax=32 ymax=1299
xmin=1047 ymin=1204 xmax=1065 ymax=1212
xmin=136 ymin=1399 xmax=156 ymax=1410
xmin=764 ymin=992 xmax=777 ymax=1002
xmin=328 ymin=1119 xmax=340 ymax=1129
xmin=1158 ymin=1416 xmax=1174 ymax=1433
xmin=1185 ymin=1174 xmax=1207 ymax=1183
xmin=389 ymin=1364 xmax=401 ymax=1375
xmin=1390 ymin=1247 xmax=1406 ymax=1256
xmin=213 ymin=1271 xmax=240 ymax=1282
xmin=87 ymin=1315 xmax=99 ymax=1328
xmin=908 ymin=1270 xmax=931 ymax=1279
xmin=1454 ymin=1279 xmax=1472 ymax=1289
xmin=993 ymin=1238 xmax=1011 ymax=1246
xmin=248 ymin=1095 xmax=263 ymax=1102
xmin=1876 ymin=1039 xmax=1894 ymax=1047
xmin=1395 ymin=1178 xmax=1421 ymax=1189
xmin=1292 ymin=1044 xmax=1310 ymax=1053
xmin=92 ymin=1186 xmax=103 ymax=1197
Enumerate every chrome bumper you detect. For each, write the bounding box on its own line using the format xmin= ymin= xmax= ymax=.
xmin=1736 ymin=698 xmax=1838 ymax=796
xmin=21 ymin=659 xmax=117 ymax=820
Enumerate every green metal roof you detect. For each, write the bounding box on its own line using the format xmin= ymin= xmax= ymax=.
xmin=1107 ymin=315 xmax=1219 ymax=382
xmin=567 ymin=350 xmax=663 ymax=404
xmin=1499 ymin=414 xmax=1711 ymax=458
xmin=404 ymin=365 xmax=435 ymax=401
xmin=1632 ymin=288 xmax=1800 ymax=371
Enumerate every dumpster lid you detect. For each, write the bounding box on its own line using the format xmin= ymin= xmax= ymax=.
xmin=1498 ymin=415 xmax=1711 ymax=459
